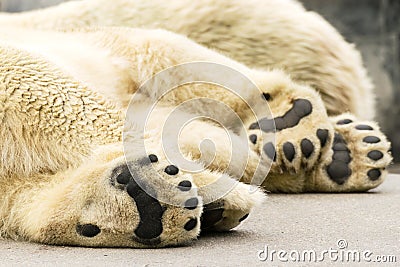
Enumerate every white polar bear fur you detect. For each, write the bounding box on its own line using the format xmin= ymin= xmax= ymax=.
xmin=0 ymin=26 xmax=276 ymax=246
xmin=0 ymin=2 xmax=391 ymax=247
xmin=0 ymin=26 xmax=391 ymax=247
xmin=0 ymin=0 xmax=375 ymax=119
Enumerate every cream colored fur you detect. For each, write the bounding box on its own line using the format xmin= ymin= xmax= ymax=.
xmin=0 ymin=0 xmax=374 ymax=119
xmin=0 ymin=26 xmax=391 ymax=247
xmin=0 ymin=0 xmax=392 ymax=247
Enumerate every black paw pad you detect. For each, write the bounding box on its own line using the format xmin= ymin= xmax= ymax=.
xmin=367 ymin=169 xmax=381 ymax=181
xmin=326 ymin=161 xmax=352 ymax=185
xmin=333 ymin=133 xmax=345 ymax=143
xmin=263 ymin=142 xmax=276 ymax=161
xmin=149 ymin=154 xmax=158 ymax=163
xmin=112 ymin=164 xmax=165 ymax=244
xmin=355 ymin=124 xmax=373 ymax=131
xmin=332 ymin=134 xmax=348 ymax=151
xmin=333 ymin=142 xmax=348 ymax=151
xmin=184 ymin=218 xmax=198 ymax=231
xmin=317 ymin=129 xmax=329 ymax=147
xmin=326 ymin=133 xmax=352 ymax=185
xmin=201 ymin=209 xmax=224 ymax=230
xmin=76 ymin=224 xmax=101 ymax=238
xmin=128 ymin=184 xmax=165 ymax=240
xmin=300 ymin=138 xmax=314 ymax=158
xmin=283 ymin=142 xmax=295 ymax=162
xmin=262 ymin=93 xmax=271 ymax=101
xmin=249 ymin=134 xmax=257 ymax=144
xmin=333 ymin=151 xmax=351 ymax=163
xmin=249 ymin=98 xmax=312 ymax=132
xmin=367 ymin=150 xmax=383 ymax=161
xmin=293 ymin=99 xmax=313 ymax=117
xmin=363 ymin=136 xmax=381 ymax=144
xmin=178 ymin=180 xmax=192 ymax=191
xmin=165 ymin=165 xmax=179 ymax=175
xmin=239 ymin=214 xmax=249 ymax=222
xmin=184 ymin=198 xmax=199 ymax=210
xmin=337 ymin=119 xmax=353 ymax=125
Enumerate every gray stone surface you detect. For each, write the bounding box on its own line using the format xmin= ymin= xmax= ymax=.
xmin=0 ymin=173 xmax=399 ymax=266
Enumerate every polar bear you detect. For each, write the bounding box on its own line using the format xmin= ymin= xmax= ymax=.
xmin=0 ymin=26 xmax=391 ymax=247
xmin=0 ymin=0 xmax=375 ymax=120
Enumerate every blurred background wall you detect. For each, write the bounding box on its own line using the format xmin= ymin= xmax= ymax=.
xmin=0 ymin=0 xmax=68 ymax=11
xmin=1 ymin=0 xmax=399 ymax=162
xmin=301 ymin=0 xmax=400 ymax=165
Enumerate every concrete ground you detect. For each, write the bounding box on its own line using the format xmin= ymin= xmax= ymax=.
xmin=0 ymin=174 xmax=399 ymax=267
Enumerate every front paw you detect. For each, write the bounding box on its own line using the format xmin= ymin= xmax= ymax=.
xmin=248 ymin=94 xmax=333 ymax=173
xmin=24 ymin=152 xmax=203 ymax=248
xmin=108 ymin=160 xmax=202 ymax=246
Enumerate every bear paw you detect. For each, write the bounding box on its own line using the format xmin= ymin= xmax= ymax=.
xmin=195 ymin=173 xmax=266 ymax=232
xmin=109 ymin=161 xmax=202 ymax=246
xmin=244 ymin=71 xmax=334 ymax=175
xmin=30 ymin=150 xmax=204 ymax=248
xmin=306 ymin=114 xmax=392 ymax=192
xmin=248 ymin=96 xmax=333 ymax=174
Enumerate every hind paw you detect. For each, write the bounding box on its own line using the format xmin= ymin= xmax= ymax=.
xmin=307 ymin=114 xmax=392 ymax=192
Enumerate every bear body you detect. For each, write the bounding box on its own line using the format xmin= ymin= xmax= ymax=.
xmin=0 ymin=0 xmax=374 ymax=119
xmin=0 ymin=25 xmax=391 ymax=247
